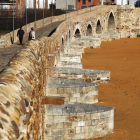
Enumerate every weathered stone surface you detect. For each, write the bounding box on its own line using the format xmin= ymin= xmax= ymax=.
xmin=45 ymin=102 xmax=114 ymax=139
xmin=52 ymin=67 xmax=110 ymax=84
xmin=47 ymin=77 xmax=98 ymax=104
xmin=0 ymin=4 xmax=140 ymax=140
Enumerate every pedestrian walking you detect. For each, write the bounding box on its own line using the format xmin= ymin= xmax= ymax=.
xmin=28 ymin=27 xmax=35 ymax=41
xmin=17 ymin=27 xmax=25 ymax=45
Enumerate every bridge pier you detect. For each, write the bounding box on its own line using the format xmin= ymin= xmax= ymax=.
xmin=43 ymin=36 xmax=114 ymax=139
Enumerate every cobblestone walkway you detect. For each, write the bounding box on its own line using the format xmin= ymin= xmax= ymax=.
xmin=0 ymin=21 xmax=63 ymax=72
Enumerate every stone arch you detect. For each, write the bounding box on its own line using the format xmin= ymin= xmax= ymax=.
xmin=86 ymin=24 xmax=92 ymax=36
xmin=74 ymin=28 xmax=81 ymax=38
xmin=96 ymin=20 xmax=101 ymax=34
xmin=108 ymin=12 xmax=115 ymax=32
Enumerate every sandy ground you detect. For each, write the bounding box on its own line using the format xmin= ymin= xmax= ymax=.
xmin=82 ymin=38 xmax=140 ymax=140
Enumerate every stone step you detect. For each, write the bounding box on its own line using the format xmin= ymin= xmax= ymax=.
xmin=45 ymin=101 xmax=114 ymax=140
xmin=47 ymin=77 xmax=98 ymax=104
xmin=70 ymin=37 xmax=101 ymax=49
xmin=57 ymin=61 xmax=83 ymax=69
xmin=59 ymin=54 xmax=81 ymax=63
xmin=64 ymin=46 xmax=84 ymax=57
xmin=52 ymin=67 xmax=110 ymax=84
xmin=93 ymin=32 xmax=121 ymax=41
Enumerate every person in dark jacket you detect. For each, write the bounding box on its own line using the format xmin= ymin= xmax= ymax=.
xmin=17 ymin=27 xmax=25 ymax=45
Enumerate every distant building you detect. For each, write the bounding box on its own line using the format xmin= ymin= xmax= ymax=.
xmin=76 ymin=0 xmax=96 ymax=9
xmin=0 ymin=0 xmax=25 ymax=18
xmin=116 ymin=0 xmax=136 ymax=5
xmin=26 ymin=0 xmax=48 ymax=9
xmin=56 ymin=0 xmax=101 ymax=10
xmin=56 ymin=0 xmax=75 ymax=10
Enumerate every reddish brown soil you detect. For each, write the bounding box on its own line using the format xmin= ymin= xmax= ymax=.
xmin=82 ymin=38 xmax=140 ymax=140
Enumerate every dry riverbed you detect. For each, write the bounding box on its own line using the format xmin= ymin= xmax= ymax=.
xmin=82 ymin=37 xmax=140 ymax=140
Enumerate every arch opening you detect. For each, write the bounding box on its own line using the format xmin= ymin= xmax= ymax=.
xmin=108 ymin=12 xmax=115 ymax=32
xmin=96 ymin=20 xmax=101 ymax=34
xmin=86 ymin=24 xmax=92 ymax=36
xmin=69 ymin=30 xmax=71 ymax=39
xmin=74 ymin=29 xmax=81 ymax=38
xmin=61 ymin=38 xmax=64 ymax=51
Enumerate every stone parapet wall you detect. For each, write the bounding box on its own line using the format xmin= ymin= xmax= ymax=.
xmin=45 ymin=102 xmax=114 ymax=140
xmin=0 ymin=37 xmax=51 ymax=139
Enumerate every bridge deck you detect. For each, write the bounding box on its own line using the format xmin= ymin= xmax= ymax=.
xmin=0 ymin=21 xmax=63 ymax=72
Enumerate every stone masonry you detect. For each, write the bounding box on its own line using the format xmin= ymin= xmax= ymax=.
xmin=45 ymin=34 xmax=113 ymax=139
xmin=45 ymin=102 xmax=114 ymax=140
xmin=0 ymin=5 xmax=140 ymax=140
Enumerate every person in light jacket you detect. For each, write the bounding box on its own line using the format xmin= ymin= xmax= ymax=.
xmin=28 ymin=27 xmax=35 ymax=40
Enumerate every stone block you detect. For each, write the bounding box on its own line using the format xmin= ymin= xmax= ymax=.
xmin=91 ymin=113 xmax=100 ymax=120
xmin=53 ymin=107 xmax=63 ymax=115
xmin=55 ymin=123 xmax=64 ymax=129
xmin=76 ymin=126 xmax=81 ymax=133
xmin=71 ymin=133 xmax=85 ymax=139
xmin=64 ymin=122 xmax=72 ymax=128
xmin=45 ymin=129 xmax=52 ymax=136
xmin=45 ymin=116 xmax=54 ymax=124
xmin=107 ymin=122 xmax=114 ymax=130
xmin=99 ymin=118 xmax=106 ymax=125
xmin=57 ymin=88 xmax=64 ymax=95
xmin=106 ymin=117 xmax=114 ymax=123
xmin=53 ymin=116 xmax=69 ymax=123
xmin=53 ymin=129 xmax=65 ymax=135
xmin=91 ymin=119 xmax=99 ymax=126
xmin=85 ymin=120 xmax=92 ymax=126
xmin=48 ymin=88 xmax=57 ymax=95
xmin=100 ymin=130 xmax=108 ymax=137
xmin=78 ymin=121 xmax=85 ymax=127
xmin=85 ymin=114 xmax=91 ymax=120
xmin=89 ymin=125 xmax=97 ymax=132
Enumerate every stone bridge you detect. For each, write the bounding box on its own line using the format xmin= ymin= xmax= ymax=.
xmin=0 ymin=5 xmax=140 ymax=140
